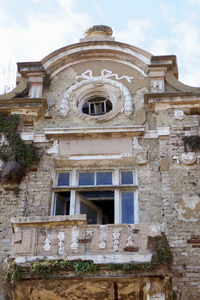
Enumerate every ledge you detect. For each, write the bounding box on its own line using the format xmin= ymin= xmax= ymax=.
xmin=44 ymin=125 xmax=145 ymax=138
xmin=11 ymin=215 xmax=87 ymax=227
xmin=145 ymin=92 xmax=200 ymax=111
xmin=0 ymin=98 xmax=48 ymax=116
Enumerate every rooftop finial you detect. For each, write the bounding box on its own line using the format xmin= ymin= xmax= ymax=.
xmin=84 ymin=25 xmax=113 ymax=37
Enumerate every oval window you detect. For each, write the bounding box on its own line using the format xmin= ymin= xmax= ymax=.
xmin=82 ymin=96 xmax=112 ymax=116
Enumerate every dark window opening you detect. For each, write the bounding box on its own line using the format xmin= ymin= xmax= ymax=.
xmin=82 ymin=97 xmax=112 ymax=116
xmin=80 ymin=191 xmax=114 ymax=224
xmin=55 ymin=192 xmax=70 ymax=215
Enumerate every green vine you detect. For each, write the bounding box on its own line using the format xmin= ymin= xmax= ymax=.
xmin=31 ymin=260 xmax=97 ymax=278
xmin=108 ymin=235 xmax=172 ymax=273
xmin=152 ymin=235 xmax=173 ymax=265
xmin=183 ymin=136 xmax=200 ymax=151
xmin=0 ymin=113 xmax=38 ymax=184
xmin=3 ymin=262 xmax=22 ymax=285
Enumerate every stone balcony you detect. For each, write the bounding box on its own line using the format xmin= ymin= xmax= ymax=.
xmin=11 ymin=215 xmax=163 ymax=265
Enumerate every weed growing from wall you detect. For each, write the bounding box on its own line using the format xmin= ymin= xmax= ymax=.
xmin=0 ymin=113 xmax=39 ymax=184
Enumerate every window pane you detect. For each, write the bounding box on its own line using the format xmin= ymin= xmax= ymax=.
xmin=57 ymin=173 xmax=70 ymax=186
xmin=121 ymin=171 xmax=133 ymax=184
xmin=80 ymin=201 xmax=97 ymax=224
xmin=122 ymin=192 xmax=134 ymax=223
xmin=96 ymin=172 xmax=112 ymax=185
xmin=79 ymin=172 xmax=94 ymax=185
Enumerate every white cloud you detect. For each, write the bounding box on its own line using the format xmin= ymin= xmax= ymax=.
xmin=0 ymin=0 xmax=93 ymax=93
xmin=115 ymin=19 xmax=153 ymax=47
xmin=0 ymin=0 xmax=92 ymax=64
xmin=149 ymin=38 xmax=172 ymax=55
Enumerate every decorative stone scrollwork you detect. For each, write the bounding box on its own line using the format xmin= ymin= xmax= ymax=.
xmin=43 ymin=231 xmax=51 ymax=252
xmin=57 ymin=231 xmax=65 ymax=255
xmin=60 ymin=69 xmax=134 ymax=119
xmin=179 ymin=152 xmax=197 ymax=165
xmin=132 ymin=137 xmax=146 ymax=154
xmin=46 ymin=140 xmax=59 ymax=154
xmin=113 ymin=230 xmax=121 ymax=252
xmin=76 ymin=69 xmax=133 ymax=83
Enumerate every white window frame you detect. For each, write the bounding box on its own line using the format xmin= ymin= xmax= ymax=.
xmin=51 ymin=168 xmax=139 ymax=224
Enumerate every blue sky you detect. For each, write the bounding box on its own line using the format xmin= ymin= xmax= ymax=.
xmin=1 ymin=0 xmax=200 ymax=92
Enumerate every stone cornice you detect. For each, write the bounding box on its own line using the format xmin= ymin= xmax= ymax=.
xmin=0 ymin=97 xmax=48 ymax=116
xmin=145 ymin=92 xmax=200 ymax=111
xmin=44 ymin=125 xmax=145 ymax=138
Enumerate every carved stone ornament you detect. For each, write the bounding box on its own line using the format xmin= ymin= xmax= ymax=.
xmin=179 ymin=152 xmax=197 ymax=165
xmin=71 ymin=226 xmax=79 ymax=250
xmin=99 ymin=225 xmax=107 ymax=249
xmin=126 ymin=229 xmax=134 ymax=247
xmin=113 ymin=230 xmax=121 ymax=252
xmin=132 ymin=137 xmax=147 ymax=164
xmin=46 ymin=140 xmax=59 ymax=155
xmin=174 ymin=110 xmax=184 ymax=120
xmin=43 ymin=231 xmax=51 ymax=252
xmin=132 ymin=137 xmax=146 ymax=154
xmin=85 ymin=230 xmax=93 ymax=240
xmin=60 ymin=69 xmax=134 ymax=118
xmin=151 ymin=80 xmax=163 ymax=93
xmin=57 ymin=231 xmax=65 ymax=255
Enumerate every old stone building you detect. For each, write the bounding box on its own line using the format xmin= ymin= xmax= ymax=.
xmin=0 ymin=25 xmax=200 ymax=299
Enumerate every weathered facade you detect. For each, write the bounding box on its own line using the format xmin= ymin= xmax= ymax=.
xmin=0 ymin=25 xmax=200 ymax=299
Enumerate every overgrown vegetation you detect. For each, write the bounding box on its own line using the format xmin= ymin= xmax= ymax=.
xmin=3 ymin=262 xmax=22 ymax=285
xmin=0 ymin=113 xmax=38 ymax=184
xmin=152 ymin=235 xmax=173 ymax=265
xmin=3 ymin=260 xmax=97 ymax=284
xmin=108 ymin=235 xmax=173 ymax=273
xmin=183 ymin=136 xmax=200 ymax=151
xmin=4 ymin=235 xmax=172 ymax=284
xmin=31 ymin=260 xmax=97 ymax=278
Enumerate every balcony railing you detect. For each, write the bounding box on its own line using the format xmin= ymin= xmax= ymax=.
xmin=11 ymin=215 xmax=163 ymax=264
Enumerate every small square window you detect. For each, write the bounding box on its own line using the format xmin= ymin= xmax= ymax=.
xmin=121 ymin=171 xmax=133 ymax=185
xmin=96 ymin=172 xmax=112 ymax=185
xmin=57 ymin=173 xmax=70 ymax=186
xmin=79 ymin=172 xmax=94 ymax=185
